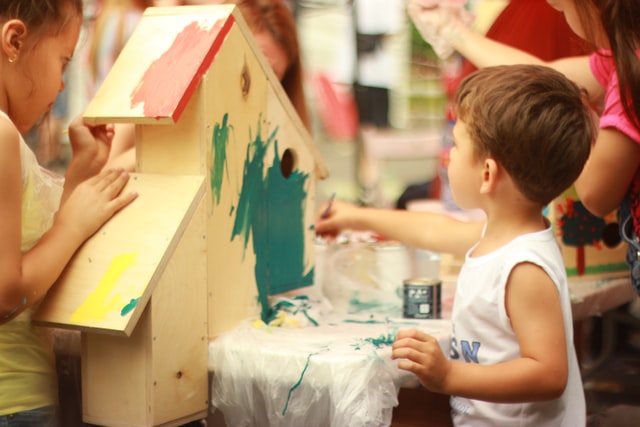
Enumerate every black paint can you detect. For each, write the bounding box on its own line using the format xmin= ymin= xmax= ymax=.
xmin=403 ymin=278 xmax=441 ymax=319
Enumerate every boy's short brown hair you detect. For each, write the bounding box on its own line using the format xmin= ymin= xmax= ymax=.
xmin=454 ymin=64 xmax=595 ymax=206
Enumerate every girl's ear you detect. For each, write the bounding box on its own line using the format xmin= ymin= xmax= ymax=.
xmin=479 ymin=158 xmax=499 ymax=194
xmin=1 ymin=20 xmax=27 ymax=63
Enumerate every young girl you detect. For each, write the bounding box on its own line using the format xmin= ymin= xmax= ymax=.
xmin=409 ymin=0 xmax=640 ymax=293
xmin=0 ymin=1 xmax=137 ymax=425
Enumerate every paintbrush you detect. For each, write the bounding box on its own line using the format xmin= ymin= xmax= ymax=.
xmin=321 ymin=192 xmax=336 ymax=219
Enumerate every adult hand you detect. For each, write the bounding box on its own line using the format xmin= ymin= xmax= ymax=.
xmin=407 ymin=0 xmax=473 ymax=59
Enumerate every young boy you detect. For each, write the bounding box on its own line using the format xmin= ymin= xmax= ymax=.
xmin=315 ymin=64 xmax=594 ymax=425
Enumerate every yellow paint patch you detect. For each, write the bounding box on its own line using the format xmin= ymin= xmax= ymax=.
xmin=70 ymin=253 xmax=138 ymax=323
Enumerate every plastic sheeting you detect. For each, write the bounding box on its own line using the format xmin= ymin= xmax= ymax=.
xmin=209 ymin=316 xmax=451 ymax=427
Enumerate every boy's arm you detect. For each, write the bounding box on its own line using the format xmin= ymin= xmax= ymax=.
xmin=440 ymin=263 xmax=569 ymax=402
xmin=315 ymin=200 xmax=483 ymax=257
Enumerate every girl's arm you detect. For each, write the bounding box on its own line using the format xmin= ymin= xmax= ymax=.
xmin=315 ymin=200 xmax=484 ymax=257
xmin=0 ymin=121 xmax=137 ymax=323
xmin=103 ymin=123 xmax=136 ymax=172
xmin=393 ymin=263 xmax=569 ymax=402
xmin=575 ymin=128 xmax=640 ymax=216
xmin=453 ymin=26 xmax=603 ymax=103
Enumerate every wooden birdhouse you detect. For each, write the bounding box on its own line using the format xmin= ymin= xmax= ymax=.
xmin=33 ymin=5 xmax=327 ymax=426
xmin=548 ymin=187 xmax=627 ymax=278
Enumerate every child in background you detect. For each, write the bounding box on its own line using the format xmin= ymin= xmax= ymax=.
xmin=317 ymin=64 xmax=595 ymax=425
xmin=0 ymin=1 xmax=137 ymax=425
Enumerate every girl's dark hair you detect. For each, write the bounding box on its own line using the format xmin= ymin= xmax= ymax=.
xmin=0 ymin=0 xmax=83 ymax=35
xmin=578 ymin=0 xmax=640 ymax=134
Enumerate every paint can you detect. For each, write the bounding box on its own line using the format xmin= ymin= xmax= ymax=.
xmin=403 ymin=278 xmax=441 ymax=319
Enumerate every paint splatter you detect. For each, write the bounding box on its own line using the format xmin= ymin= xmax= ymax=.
xmin=210 ymin=113 xmax=231 ymax=204
xmin=364 ymin=332 xmax=397 ymax=348
xmin=121 ymin=298 xmax=141 ymax=316
xmin=130 ymin=17 xmax=233 ymax=120
xmin=71 ymin=253 xmax=138 ymax=323
xmin=210 ymin=114 xmax=313 ymax=322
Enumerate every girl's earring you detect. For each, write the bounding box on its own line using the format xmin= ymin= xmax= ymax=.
xmin=8 ymin=56 xmax=16 ymax=63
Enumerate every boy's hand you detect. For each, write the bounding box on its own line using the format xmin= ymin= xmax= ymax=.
xmin=315 ymin=199 xmax=360 ymax=239
xmin=56 ymin=168 xmax=137 ymax=242
xmin=392 ymin=329 xmax=451 ymax=393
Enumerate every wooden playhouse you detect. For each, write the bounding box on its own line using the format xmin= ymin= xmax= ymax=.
xmin=34 ymin=5 xmax=327 ymax=426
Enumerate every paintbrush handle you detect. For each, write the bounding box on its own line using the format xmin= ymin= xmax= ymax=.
xmin=321 ymin=193 xmax=336 ymax=219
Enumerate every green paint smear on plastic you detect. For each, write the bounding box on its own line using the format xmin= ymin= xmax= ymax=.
xmin=364 ymin=332 xmax=397 ymax=348
xmin=211 ymin=114 xmax=313 ymax=322
xmin=282 ymin=352 xmax=313 ymax=416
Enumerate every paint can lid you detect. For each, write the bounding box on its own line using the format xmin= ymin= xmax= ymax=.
xmin=403 ymin=278 xmax=441 ymax=286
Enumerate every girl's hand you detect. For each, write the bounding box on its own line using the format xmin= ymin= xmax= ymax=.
xmin=66 ymin=115 xmax=115 ymax=183
xmin=392 ymin=329 xmax=451 ymax=393
xmin=56 ymin=168 xmax=138 ymax=242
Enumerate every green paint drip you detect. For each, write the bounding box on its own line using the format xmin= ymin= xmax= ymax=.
xmin=282 ymin=352 xmax=314 ymax=416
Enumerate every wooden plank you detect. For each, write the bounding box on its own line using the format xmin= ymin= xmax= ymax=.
xmin=33 ymin=173 xmax=205 ymax=336
xmin=228 ymin=6 xmax=329 ymax=179
xmin=150 ymin=197 xmax=209 ymax=424
xmin=81 ymin=196 xmax=208 ymax=426
xmin=202 ymin=23 xmax=267 ymax=336
xmin=136 ymin=88 xmax=205 ymax=174
xmin=83 ymin=5 xmax=235 ymax=124
xmin=202 ymin=24 xmax=320 ymax=336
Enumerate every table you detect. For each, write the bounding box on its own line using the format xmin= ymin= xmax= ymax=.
xmin=54 ymin=241 xmax=638 ymax=426
xmin=208 ymin=308 xmax=451 ymax=427
xmin=207 ymin=236 xmax=638 ymax=427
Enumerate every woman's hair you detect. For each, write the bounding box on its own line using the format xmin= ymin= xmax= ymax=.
xmin=0 ymin=0 xmax=83 ymax=36
xmin=455 ymin=64 xmax=595 ymax=206
xmin=229 ymin=0 xmax=311 ymax=131
xmin=578 ymin=0 xmax=640 ymax=133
